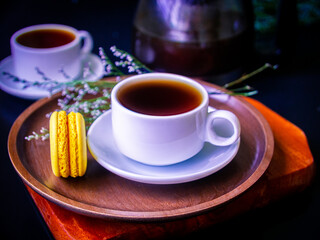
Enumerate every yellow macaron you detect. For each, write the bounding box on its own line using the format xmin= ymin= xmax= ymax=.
xmin=50 ymin=111 xmax=87 ymax=178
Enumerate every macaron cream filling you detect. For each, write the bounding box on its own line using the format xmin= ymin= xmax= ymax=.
xmin=68 ymin=112 xmax=79 ymax=177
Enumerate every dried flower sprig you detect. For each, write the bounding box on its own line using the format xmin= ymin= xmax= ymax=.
xmin=225 ymin=85 xmax=258 ymax=97
xmin=2 ymin=71 xmax=60 ymax=92
xmin=14 ymin=45 xmax=277 ymax=141
xmin=29 ymin=79 xmax=117 ymax=141
xmin=25 ymin=127 xmax=49 ymax=141
xmin=110 ymin=45 xmax=152 ymax=74
xmin=46 ymin=79 xmax=119 ymax=129
xmin=224 ymin=63 xmax=278 ymax=89
xmin=208 ymin=63 xmax=278 ymax=96
xmin=99 ymin=46 xmax=125 ymax=77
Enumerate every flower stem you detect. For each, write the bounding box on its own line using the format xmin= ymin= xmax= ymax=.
xmin=86 ymin=80 xmax=118 ymax=88
xmin=223 ymin=63 xmax=278 ymax=89
xmin=208 ymin=89 xmax=258 ymax=96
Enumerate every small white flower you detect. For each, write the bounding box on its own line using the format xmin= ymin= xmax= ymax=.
xmin=83 ymin=83 xmax=90 ymax=90
xmin=78 ymin=89 xmax=85 ymax=96
xmin=128 ymin=66 xmax=135 ymax=73
xmin=106 ymin=64 xmax=112 ymax=73
xmin=90 ymin=109 xmax=101 ymax=118
xmin=46 ymin=112 xmax=53 ymax=118
xmin=103 ymin=89 xmax=111 ymax=97
xmin=126 ymin=55 xmax=133 ymax=62
xmin=114 ymin=51 xmax=121 ymax=57
xmin=79 ymin=102 xmax=90 ymax=113
xmin=91 ymin=99 xmax=107 ymax=109
xmin=62 ymin=88 xmax=68 ymax=96
xmin=41 ymin=134 xmax=49 ymax=141
xmin=40 ymin=127 xmax=48 ymax=134
xmin=57 ymin=99 xmax=66 ymax=108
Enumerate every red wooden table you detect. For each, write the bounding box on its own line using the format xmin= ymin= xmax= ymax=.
xmin=25 ymin=97 xmax=314 ymax=239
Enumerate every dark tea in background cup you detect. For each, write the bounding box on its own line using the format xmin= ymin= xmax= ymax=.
xmin=10 ymin=24 xmax=93 ymax=82
xmin=16 ymin=28 xmax=76 ymax=49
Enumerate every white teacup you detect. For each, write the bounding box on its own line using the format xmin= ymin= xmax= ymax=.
xmin=10 ymin=24 xmax=93 ymax=82
xmin=111 ymin=73 xmax=241 ymax=166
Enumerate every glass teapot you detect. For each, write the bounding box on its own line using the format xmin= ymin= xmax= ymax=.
xmin=132 ymin=0 xmax=253 ymax=78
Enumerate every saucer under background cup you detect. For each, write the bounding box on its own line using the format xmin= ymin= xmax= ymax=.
xmin=0 ymin=53 xmax=104 ymax=100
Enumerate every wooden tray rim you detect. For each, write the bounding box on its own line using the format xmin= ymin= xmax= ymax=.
xmin=8 ymin=80 xmax=274 ymax=221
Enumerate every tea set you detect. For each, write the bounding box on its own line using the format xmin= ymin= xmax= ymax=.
xmin=1 ymin=24 xmax=241 ymax=184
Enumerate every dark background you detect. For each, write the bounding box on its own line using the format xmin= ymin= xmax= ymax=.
xmin=1 ymin=0 xmax=319 ymax=239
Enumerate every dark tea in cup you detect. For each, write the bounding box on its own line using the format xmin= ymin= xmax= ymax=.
xmin=116 ymin=79 xmax=203 ymax=116
xmin=16 ymin=29 xmax=75 ymax=49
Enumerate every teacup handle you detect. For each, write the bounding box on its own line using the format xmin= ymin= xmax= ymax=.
xmin=78 ymin=30 xmax=93 ymax=58
xmin=205 ymin=110 xmax=240 ymax=146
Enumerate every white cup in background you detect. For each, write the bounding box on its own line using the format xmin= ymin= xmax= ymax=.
xmin=10 ymin=24 xmax=93 ymax=82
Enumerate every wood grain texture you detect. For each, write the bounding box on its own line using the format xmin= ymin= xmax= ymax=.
xmin=8 ymin=78 xmax=274 ymax=221
xmin=24 ymin=96 xmax=314 ymax=240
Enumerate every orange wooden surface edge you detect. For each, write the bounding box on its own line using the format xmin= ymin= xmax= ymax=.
xmin=26 ymin=97 xmax=315 ymax=240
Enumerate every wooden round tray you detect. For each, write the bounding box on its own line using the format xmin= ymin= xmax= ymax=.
xmin=8 ymin=78 xmax=274 ymax=221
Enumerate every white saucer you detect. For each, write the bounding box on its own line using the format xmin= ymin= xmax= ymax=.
xmin=87 ymin=109 xmax=240 ymax=184
xmin=0 ymin=54 xmax=104 ymax=100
